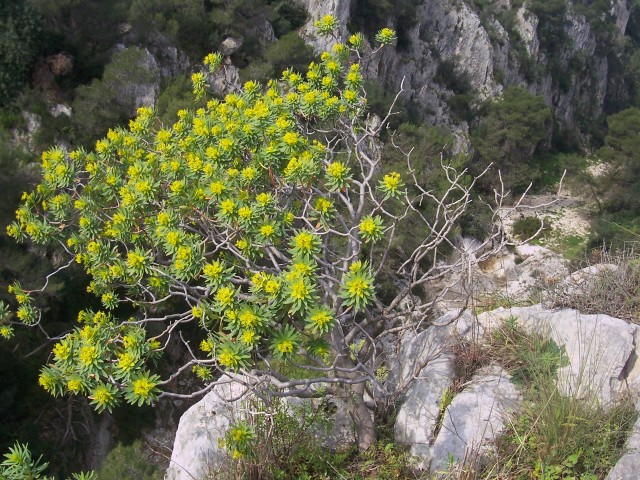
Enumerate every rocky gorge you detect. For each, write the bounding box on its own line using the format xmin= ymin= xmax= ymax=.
xmin=300 ymin=0 xmax=632 ymax=139
xmin=2 ymin=1 xmax=640 ymax=478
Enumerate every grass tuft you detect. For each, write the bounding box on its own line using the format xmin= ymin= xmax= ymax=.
xmin=482 ymin=318 xmax=637 ymax=479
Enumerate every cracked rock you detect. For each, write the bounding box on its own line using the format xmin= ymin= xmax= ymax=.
xmin=429 ymin=366 xmax=521 ymax=474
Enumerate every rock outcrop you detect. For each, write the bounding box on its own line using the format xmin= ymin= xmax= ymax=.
xmin=429 ymin=366 xmax=520 ymax=474
xmin=606 ymin=415 xmax=640 ymax=480
xmin=166 ymin=289 xmax=640 ymax=478
xmin=477 ymin=305 xmax=638 ymax=403
xmin=300 ymin=0 xmax=630 ymax=137
xmin=166 ymin=378 xmax=247 ymax=480
xmin=392 ymin=303 xmax=640 ymax=474
xmin=300 ymin=0 xmax=352 ymax=52
xmin=165 ymin=376 xmax=357 ymax=480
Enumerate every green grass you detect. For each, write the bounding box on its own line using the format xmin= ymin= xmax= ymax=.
xmin=550 ymin=233 xmax=588 ymax=261
xmin=483 ymin=319 xmax=637 ymax=479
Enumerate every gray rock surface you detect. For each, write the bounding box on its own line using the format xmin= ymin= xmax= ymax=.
xmin=392 ymin=319 xmax=458 ymax=467
xmin=300 ymin=0 xmax=351 ymax=53
xmin=429 ymin=366 xmax=520 ymax=474
xmin=207 ymin=59 xmax=241 ymax=95
xmin=606 ymin=415 xmax=640 ymax=480
xmin=477 ymin=305 xmax=638 ymax=403
xmin=110 ymin=45 xmax=161 ymax=111
xmin=166 ymin=378 xmax=249 ymax=480
xmin=392 ymin=311 xmax=521 ymax=472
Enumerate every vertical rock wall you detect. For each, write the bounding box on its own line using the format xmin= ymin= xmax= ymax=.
xmin=300 ymin=0 xmax=632 ymax=138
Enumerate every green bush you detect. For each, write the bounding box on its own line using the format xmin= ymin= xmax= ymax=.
xmin=241 ymin=32 xmax=314 ymax=84
xmin=0 ymin=1 xmax=42 ymax=106
xmin=155 ymin=74 xmax=200 ymax=127
xmin=512 ymin=216 xmax=544 ymax=240
xmin=472 ymin=86 xmax=552 ymax=193
xmin=218 ymin=398 xmax=418 ymax=480
xmin=223 ymin=399 xmax=336 ymax=479
xmin=97 ymin=441 xmax=162 ymax=480
xmin=269 ymin=1 xmax=308 ymax=38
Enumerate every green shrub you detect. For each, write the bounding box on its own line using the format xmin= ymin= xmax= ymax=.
xmin=155 ymin=74 xmax=200 ymax=127
xmin=472 ymin=86 xmax=552 ymax=193
xmin=0 ymin=1 xmax=42 ymax=106
xmin=98 ymin=441 xmax=162 ymax=480
xmin=217 ymin=399 xmax=337 ymax=479
xmin=512 ymin=216 xmax=544 ymax=240
xmin=216 ymin=398 xmax=420 ymax=479
xmin=241 ymin=32 xmax=313 ymax=84
xmin=269 ymin=1 xmax=308 ymax=38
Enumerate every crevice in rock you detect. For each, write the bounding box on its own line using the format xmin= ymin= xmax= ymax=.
xmin=619 ymin=333 xmax=638 ymax=385
xmin=429 ymin=338 xmax=491 ymax=445
xmin=429 ymin=386 xmax=452 ymax=445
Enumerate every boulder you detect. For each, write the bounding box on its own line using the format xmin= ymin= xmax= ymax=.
xmin=166 ymin=378 xmax=249 ymax=480
xmin=606 ymin=414 xmax=640 ymax=480
xmin=207 ymin=59 xmax=241 ymax=95
xmin=220 ymin=37 xmax=243 ymax=56
xmin=392 ymin=311 xmax=521 ymax=471
xmin=165 ymin=376 xmax=357 ymax=479
xmin=477 ymin=305 xmax=639 ymax=403
xmin=558 ymin=263 xmax=619 ymax=297
xmin=392 ymin=320 xmax=458 ymax=467
xmin=429 ymin=366 xmax=520 ymax=474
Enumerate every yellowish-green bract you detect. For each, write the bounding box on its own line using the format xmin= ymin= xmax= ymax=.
xmin=4 ymin=19 xmax=401 ymax=413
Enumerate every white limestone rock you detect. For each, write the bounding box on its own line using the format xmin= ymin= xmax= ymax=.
xmin=606 ymin=415 xmax=640 ymax=480
xmin=392 ymin=311 xmax=490 ymax=469
xmin=429 ymin=366 xmax=521 ymax=474
xmin=392 ymin=323 xmax=457 ymax=467
xmin=477 ymin=305 xmax=638 ymax=403
xmin=165 ymin=378 xmax=249 ymax=480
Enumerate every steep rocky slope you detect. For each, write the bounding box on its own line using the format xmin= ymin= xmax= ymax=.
xmin=301 ymin=0 xmax=631 ymax=138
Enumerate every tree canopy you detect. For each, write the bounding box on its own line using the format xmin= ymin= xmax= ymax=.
xmin=597 ymin=107 xmax=640 ymax=213
xmin=472 ymin=85 xmax=552 ymax=192
xmin=0 ymin=0 xmax=42 ymax=105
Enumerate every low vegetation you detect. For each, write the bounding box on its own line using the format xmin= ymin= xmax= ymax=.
xmin=212 ymin=398 xmax=418 ymax=480
xmin=486 ymin=318 xmax=636 ymax=479
xmin=550 ymin=248 xmax=640 ymax=322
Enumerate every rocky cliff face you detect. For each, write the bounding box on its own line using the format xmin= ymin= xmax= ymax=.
xmin=301 ymin=0 xmax=631 ymax=138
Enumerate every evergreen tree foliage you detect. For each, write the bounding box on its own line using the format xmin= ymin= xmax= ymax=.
xmin=472 ymin=86 xmax=552 ymax=192
xmin=0 ymin=0 xmax=43 ymax=106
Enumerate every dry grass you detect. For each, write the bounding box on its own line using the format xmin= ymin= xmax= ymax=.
xmin=548 ymin=246 xmax=640 ymax=322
